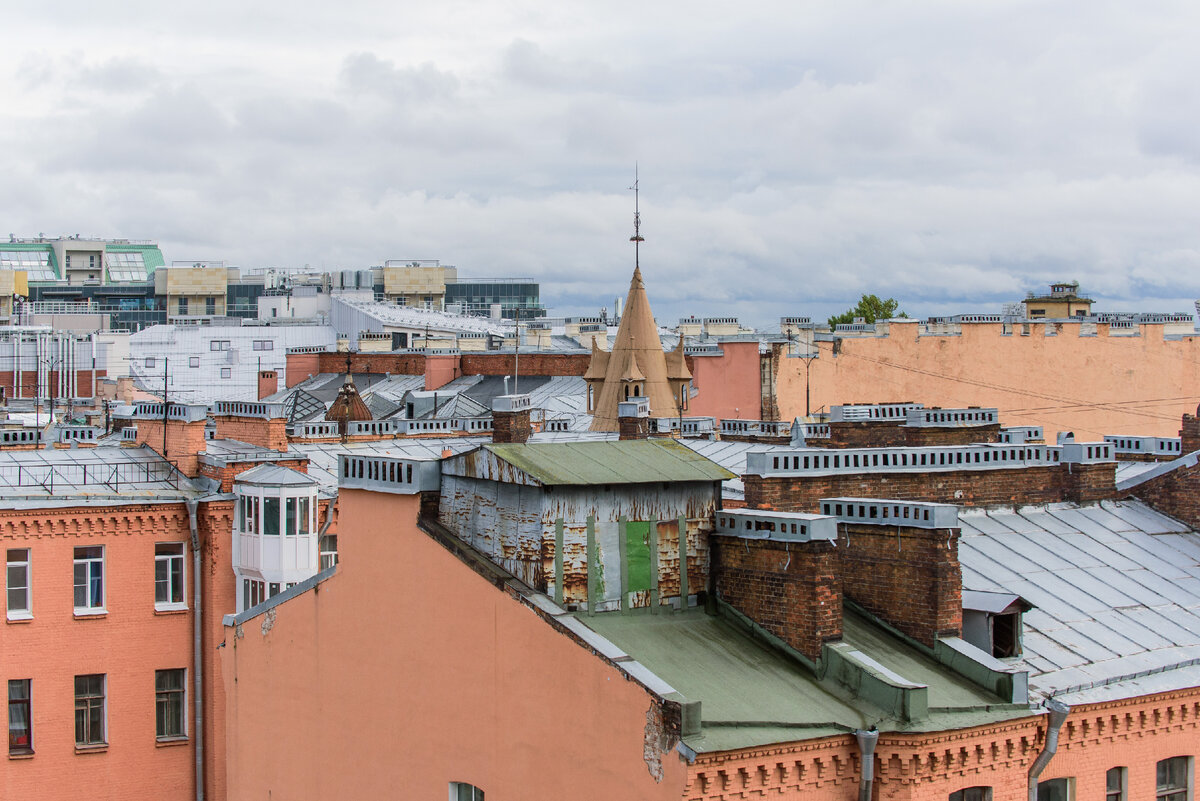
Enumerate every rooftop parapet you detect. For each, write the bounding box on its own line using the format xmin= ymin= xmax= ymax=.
xmin=829 ymin=402 xmax=923 ymax=423
xmin=714 ymin=508 xmax=838 ymax=542
xmin=338 ymin=454 xmax=441 ymax=494
xmin=213 ymin=400 xmax=286 ymax=420
xmin=999 ymin=426 xmax=1043 ymax=444
xmin=819 ymin=497 xmax=959 ymax=530
xmin=720 ymin=419 xmax=791 ymax=437
xmin=132 ymin=402 xmax=210 ymax=423
xmin=905 ymin=407 xmax=998 ymax=428
xmin=1103 ymin=435 xmax=1182 ymax=457
xmin=746 ymin=443 xmax=1063 ymax=477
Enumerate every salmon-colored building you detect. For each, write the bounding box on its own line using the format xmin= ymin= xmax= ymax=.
xmin=219 ymin=398 xmax=1200 ymax=801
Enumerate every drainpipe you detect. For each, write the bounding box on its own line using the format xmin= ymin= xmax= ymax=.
xmin=855 ymin=728 xmax=878 ymax=801
xmin=1027 ymin=698 xmax=1069 ymax=801
xmin=186 ymin=499 xmax=205 ymax=801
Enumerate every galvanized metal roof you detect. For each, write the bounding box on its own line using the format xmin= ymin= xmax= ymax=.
xmin=233 ymin=463 xmax=317 ymax=487
xmin=0 ymin=445 xmax=202 ymax=506
xmin=291 ymin=436 xmax=487 ymax=493
xmin=958 ymin=499 xmax=1200 ymax=703
xmin=482 ymin=439 xmax=736 ymax=485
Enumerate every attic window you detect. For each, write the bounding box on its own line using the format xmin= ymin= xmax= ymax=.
xmin=991 ymin=612 xmax=1020 ymax=657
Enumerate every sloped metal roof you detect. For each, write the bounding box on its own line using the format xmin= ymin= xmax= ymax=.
xmin=958 ymin=499 xmax=1200 ymax=702
xmin=233 ymin=463 xmax=317 ymax=487
xmin=480 ymin=439 xmax=736 ymax=485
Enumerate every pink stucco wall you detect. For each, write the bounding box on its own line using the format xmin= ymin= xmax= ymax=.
xmin=688 ymin=341 xmax=762 ymax=420
xmin=221 ymin=489 xmax=688 ymax=801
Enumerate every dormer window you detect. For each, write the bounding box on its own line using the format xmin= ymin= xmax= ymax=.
xmin=962 ymin=590 xmax=1033 ymax=658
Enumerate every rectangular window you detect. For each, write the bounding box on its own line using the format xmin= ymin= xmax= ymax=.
xmin=73 ymin=546 xmax=104 ymax=613
xmin=285 ymin=497 xmax=297 ymax=536
xmin=206 ymin=297 xmax=216 ymax=315
xmin=1037 ymin=778 xmax=1072 ymax=801
xmin=154 ymin=544 xmax=185 ymax=609
xmin=1107 ymin=768 xmax=1127 ymax=801
xmin=177 ymin=297 xmax=187 ymax=315
xmin=243 ymin=578 xmax=265 ymax=610
xmin=299 ymin=497 xmax=311 ymax=535
xmin=1157 ymin=758 xmax=1192 ymax=801
xmin=8 ymin=679 xmax=32 ymax=754
xmin=263 ymin=497 xmax=280 ymax=536
xmin=319 ymin=535 xmax=338 ymax=570
xmin=210 ymin=340 xmax=230 ymax=351
xmin=145 ymin=357 xmax=156 ymax=369
xmin=950 ymin=789 xmax=992 ymax=801
xmin=155 ymin=669 xmax=186 ymax=740
xmin=189 ymin=356 xmax=200 ymax=368
xmin=221 ymin=367 xmax=231 ymax=379
xmin=74 ymin=674 xmax=106 ymax=747
xmin=7 ymin=548 xmax=31 ymax=620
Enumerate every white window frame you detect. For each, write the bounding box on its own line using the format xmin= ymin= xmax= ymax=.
xmin=6 ymin=548 xmax=31 ymax=621
xmin=319 ymin=535 xmax=338 ymax=570
xmin=1157 ymin=757 xmax=1194 ymax=801
xmin=154 ymin=543 xmax=187 ymax=611
xmin=450 ymin=783 xmax=485 ymax=801
xmin=73 ymin=546 xmax=105 ymax=616
xmin=155 ymin=668 xmax=187 ymax=741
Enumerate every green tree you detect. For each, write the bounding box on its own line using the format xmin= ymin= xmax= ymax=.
xmin=828 ymin=294 xmax=908 ymax=328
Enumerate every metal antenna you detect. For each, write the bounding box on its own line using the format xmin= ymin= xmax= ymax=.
xmin=629 ymin=164 xmax=644 ymax=268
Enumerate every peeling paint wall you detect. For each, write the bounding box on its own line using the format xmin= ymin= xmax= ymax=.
xmin=439 ymin=476 xmax=720 ymax=611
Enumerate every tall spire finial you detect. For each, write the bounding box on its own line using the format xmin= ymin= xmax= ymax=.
xmin=629 ymin=164 xmax=644 ymax=270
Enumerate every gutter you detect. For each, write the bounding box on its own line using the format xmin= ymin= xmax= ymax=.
xmin=855 ymin=728 xmax=878 ymax=801
xmin=186 ymin=499 xmax=205 ymax=801
xmin=1027 ymin=698 xmax=1069 ymax=801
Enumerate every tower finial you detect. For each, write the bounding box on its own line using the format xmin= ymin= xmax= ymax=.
xmin=629 ymin=164 xmax=644 ymax=270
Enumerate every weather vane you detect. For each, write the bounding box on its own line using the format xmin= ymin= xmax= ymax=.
xmin=629 ymin=164 xmax=644 ymax=269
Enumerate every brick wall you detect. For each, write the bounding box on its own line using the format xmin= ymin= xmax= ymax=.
xmin=493 ymin=409 xmax=531 ymax=444
xmin=134 ymin=418 xmax=207 ymax=476
xmin=0 ymin=369 xmax=105 ymax=400
xmin=1128 ymin=459 xmax=1200 ymax=529
xmin=711 ymin=536 xmax=841 ymax=663
xmin=619 ymin=415 xmax=649 ymax=440
xmin=212 ymin=416 xmax=288 ymax=452
xmin=459 ymin=352 xmax=591 ymax=376
xmin=198 ymin=458 xmax=311 ymax=493
xmin=257 ymin=370 xmax=279 ymax=400
xmin=838 ymin=522 xmax=962 ymax=646
xmin=818 ymin=421 xmax=1001 ymax=449
xmin=1180 ymin=406 xmax=1200 ymax=453
xmin=744 ymin=463 xmax=1116 ymax=512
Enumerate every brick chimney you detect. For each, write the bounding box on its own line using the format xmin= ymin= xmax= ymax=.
xmin=132 ymin=402 xmax=210 ymax=477
xmin=1181 ymin=405 xmax=1200 ymax=454
xmin=213 ymin=401 xmax=289 ymax=452
xmin=821 ymin=498 xmax=962 ymax=647
xmin=618 ymin=397 xmax=650 ymax=441
xmin=257 ymin=369 xmax=279 ymax=400
xmin=710 ymin=510 xmax=841 ymax=665
xmin=492 ymin=394 xmax=532 ymax=444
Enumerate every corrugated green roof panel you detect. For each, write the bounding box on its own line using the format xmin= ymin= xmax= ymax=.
xmin=485 ymin=439 xmax=736 ymax=485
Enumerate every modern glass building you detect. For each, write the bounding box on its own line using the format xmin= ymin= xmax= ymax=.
xmin=444 ymin=278 xmax=544 ymax=319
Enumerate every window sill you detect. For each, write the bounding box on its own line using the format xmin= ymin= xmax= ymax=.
xmin=75 ymin=744 xmax=108 ymax=754
xmin=155 ymin=736 xmax=190 ymax=748
xmin=8 ymin=750 xmax=35 ymax=760
xmin=6 ymin=612 xmax=33 ymax=623
xmin=73 ymin=609 xmax=108 ymax=619
xmin=154 ymin=605 xmax=189 ymax=616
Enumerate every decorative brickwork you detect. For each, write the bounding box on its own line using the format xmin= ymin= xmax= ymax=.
xmin=711 ymin=535 xmax=841 ymax=663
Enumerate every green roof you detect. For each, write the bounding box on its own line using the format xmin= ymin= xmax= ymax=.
xmin=484 ymin=439 xmax=736 ymax=485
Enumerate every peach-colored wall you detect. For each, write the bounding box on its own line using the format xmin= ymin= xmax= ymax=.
xmin=1 ymin=505 xmax=196 ymax=801
xmin=221 ymin=489 xmax=688 ymax=801
xmin=689 ymin=341 xmax=762 ymax=420
xmin=775 ymin=324 xmax=1200 ymax=442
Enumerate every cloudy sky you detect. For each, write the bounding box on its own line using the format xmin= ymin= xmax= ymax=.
xmin=3 ymin=1 xmax=1199 ymax=327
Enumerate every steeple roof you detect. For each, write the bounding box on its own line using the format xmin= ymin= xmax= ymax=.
xmin=588 ymin=268 xmax=683 ymax=431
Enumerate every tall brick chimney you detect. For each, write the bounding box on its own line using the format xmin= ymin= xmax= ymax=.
xmin=618 ymin=397 xmax=650 ymax=441
xmin=257 ymin=370 xmax=279 ymax=400
xmin=821 ymin=498 xmax=962 ymax=647
xmin=492 ymin=394 xmax=532 ymax=444
xmin=710 ymin=511 xmax=842 ymax=665
xmin=131 ymin=402 xmax=210 ymax=477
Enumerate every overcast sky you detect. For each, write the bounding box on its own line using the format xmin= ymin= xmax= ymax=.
xmin=3 ymin=1 xmax=1199 ymax=327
